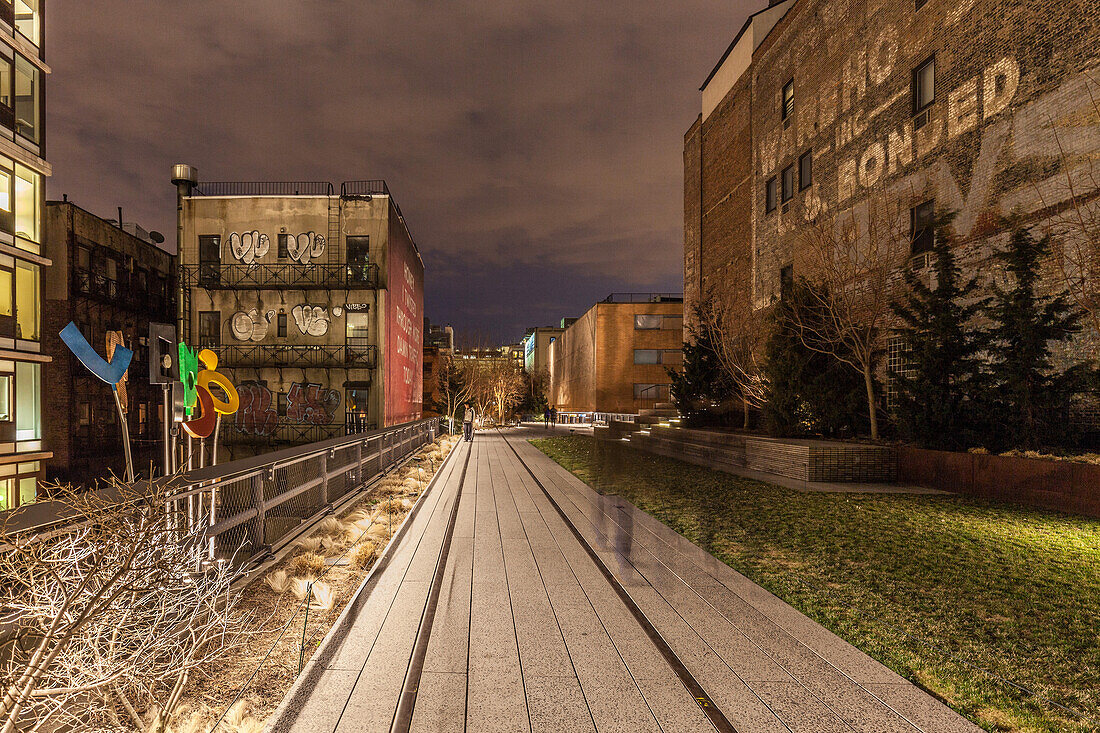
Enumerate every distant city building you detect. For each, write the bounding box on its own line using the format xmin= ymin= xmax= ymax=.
xmin=548 ymin=294 xmax=683 ymax=415
xmin=424 ymin=318 xmax=454 ymax=351
xmin=41 ymin=200 xmax=175 ymax=487
xmin=520 ymin=326 xmax=563 ymax=375
xmin=173 ymin=171 xmax=424 ymax=459
xmin=0 ymin=0 xmax=48 ymax=510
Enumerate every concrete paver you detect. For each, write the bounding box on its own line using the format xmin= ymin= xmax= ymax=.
xmin=269 ymin=431 xmax=981 ymax=733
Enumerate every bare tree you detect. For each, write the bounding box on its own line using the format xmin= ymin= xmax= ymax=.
xmin=789 ymin=194 xmax=910 ymax=439
xmin=1036 ymin=74 xmax=1100 ymax=343
xmin=0 ymin=479 xmax=250 ymax=732
xmin=436 ymin=351 xmax=475 ymax=432
xmin=698 ymin=286 xmax=768 ymax=427
xmin=485 ymin=359 xmax=526 ymax=425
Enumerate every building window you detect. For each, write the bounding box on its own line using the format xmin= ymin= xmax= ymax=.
xmin=198 ymin=311 xmax=220 ymax=345
xmin=634 ymin=314 xmax=662 ymax=330
xmin=14 ymin=260 xmax=37 ymax=340
xmin=198 ymin=235 xmax=220 ymax=264
xmin=278 ymin=233 xmax=290 ymax=259
xmin=14 ymin=360 xmax=39 ymax=440
xmin=13 ymin=54 xmax=38 ymax=143
xmin=78 ymin=401 xmax=90 ymax=426
xmin=765 ymin=177 xmax=778 ymax=213
xmin=886 ymin=334 xmax=914 ymax=409
xmin=781 ymin=79 xmax=794 ymax=120
xmin=915 ymin=0 xmax=929 ymax=9
xmin=912 ymin=56 xmax=935 ymax=115
xmin=633 ymin=383 xmax=670 ymax=401
xmin=0 ymin=50 xmax=11 ymax=131
xmin=910 ymin=200 xmax=935 ymax=255
xmin=0 ymin=268 xmax=11 ymax=317
xmin=14 ymin=164 xmax=37 ymax=243
xmin=277 ymin=392 xmax=287 ymax=417
xmin=781 ymin=165 xmax=795 ymax=202
xmin=780 ymin=264 xmax=794 ymax=298
xmin=14 ymin=0 xmax=40 ymax=46
xmin=0 ymin=374 xmax=9 ymax=420
xmin=277 ymin=313 xmax=288 ymax=338
xmin=634 ymin=349 xmax=661 ymax=365
xmin=347 ymin=236 xmax=371 ymax=283
xmin=799 ymin=150 xmax=812 ymax=190
xmin=346 ymin=312 xmax=369 ymax=342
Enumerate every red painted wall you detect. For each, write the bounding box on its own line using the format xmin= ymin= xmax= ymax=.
xmin=384 ymin=205 xmax=424 ymax=426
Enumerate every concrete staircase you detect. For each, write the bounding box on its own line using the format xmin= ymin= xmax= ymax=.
xmin=593 ymin=402 xmax=681 ymax=442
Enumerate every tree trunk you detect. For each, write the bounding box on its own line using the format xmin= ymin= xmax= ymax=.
xmin=863 ymin=363 xmax=879 ymax=440
xmin=742 ymin=398 xmax=751 ymax=430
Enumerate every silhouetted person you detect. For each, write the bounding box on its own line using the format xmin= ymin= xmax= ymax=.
xmin=543 ymin=407 xmax=551 ymax=428
xmin=463 ymin=402 xmax=475 ymax=442
xmin=549 ymin=406 xmax=558 ymax=428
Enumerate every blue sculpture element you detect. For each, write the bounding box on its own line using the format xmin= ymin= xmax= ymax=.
xmin=60 ymin=321 xmax=133 ymax=386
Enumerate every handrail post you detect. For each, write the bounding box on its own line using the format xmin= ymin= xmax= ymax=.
xmin=320 ymin=451 xmax=330 ymax=507
xmin=250 ymin=473 xmax=265 ymax=555
xmin=355 ymin=440 xmax=363 ymax=487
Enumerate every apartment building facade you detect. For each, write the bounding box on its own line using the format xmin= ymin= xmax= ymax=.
xmin=686 ymin=0 xmax=1100 ymax=364
xmin=0 ymin=0 xmax=47 ymax=509
xmin=548 ymin=294 xmax=683 ymax=415
xmin=41 ymin=201 xmax=175 ymax=487
xmin=174 ymin=172 xmax=424 ymax=460
xmin=521 ymin=326 xmax=564 ymax=376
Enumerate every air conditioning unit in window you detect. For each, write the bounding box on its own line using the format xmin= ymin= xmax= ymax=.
xmin=913 ymin=109 xmax=930 ymax=130
xmin=782 ymin=202 xmax=790 ymax=214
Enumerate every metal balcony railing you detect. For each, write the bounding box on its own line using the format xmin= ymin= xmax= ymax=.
xmin=70 ymin=268 xmax=172 ymax=316
xmin=199 ymin=344 xmax=378 ymax=369
xmin=3 ymin=417 xmax=440 ymax=566
xmin=339 ymin=180 xmax=391 ymax=197
xmin=192 ymin=181 xmax=335 ymax=197
xmin=181 ymin=263 xmax=379 ymax=290
xmin=602 ymin=292 xmax=684 ymax=303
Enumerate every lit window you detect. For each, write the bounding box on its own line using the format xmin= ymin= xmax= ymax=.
xmin=0 ymin=50 xmax=11 ymax=114
xmin=347 ymin=313 xmax=369 ymax=340
xmin=0 ymin=269 xmax=11 ymax=317
xmin=14 ymin=0 xmax=40 ymax=46
xmin=781 ymin=79 xmax=794 ymax=120
xmin=0 ymin=374 xmax=9 ymax=420
xmin=14 ymin=260 xmax=37 ymax=340
xmin=799 ymin=150 xmax=812 ymax=190
xmin=15 ymin=360 xmax=40 ymax=440
xmin=781 ymin=165 xmax=795 ymax=202
xmin=634 ymin=314 xmax=662 ymax=330
xmin=18 ymin=476 xmax=34 ymax=505
xmin=913 ymin=56 xmax=935 ymax=115
xmin=14 ymin=164 xmax=37 ymax=243
xmin=765 ymin=177 xmax=778 ymax=212
xmin=13 ymin=55 xmax=38 ymax=143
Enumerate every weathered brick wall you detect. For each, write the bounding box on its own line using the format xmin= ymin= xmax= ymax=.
xmin=689 ymin=0 xmax=1100 ymax=423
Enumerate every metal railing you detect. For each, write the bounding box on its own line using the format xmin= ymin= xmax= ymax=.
xmin=200 ymin=344 xmax=378 ymax=369
xmin=181 ymin=263 xmax=379 ymax=290
xmin=222 ymin=422 xmax=345 ymax=447
xmin=602 ymin=292 xmax=684 ymax=303
xmin=71 ymin=268 xmax=172 ymax=316
xmin=192 ymin=181 xmax=335 ymax=197
xmin=339 ymin=180 xmax=391 ymax=197
xmin=3 ymin=418 xmax=440 ymax=567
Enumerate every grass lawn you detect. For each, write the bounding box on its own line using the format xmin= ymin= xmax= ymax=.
xmin=532 ymin=436 xmax=1100 ymax=733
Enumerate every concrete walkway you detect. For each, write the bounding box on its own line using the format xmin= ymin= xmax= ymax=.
xmin=269 ymin=431 xmax=980 ymax=733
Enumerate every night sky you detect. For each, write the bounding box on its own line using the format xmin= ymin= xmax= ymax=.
xmin=46 ymin=1 xmax=757 ymax=344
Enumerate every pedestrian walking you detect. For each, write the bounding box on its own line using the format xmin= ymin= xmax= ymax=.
xmin=549 ymin=405 xmax=558 ymax=427
xmin=463 ymin=402 xmax=476 ymax=442
xmin=543 ymin=406 xmax=550 ymax=428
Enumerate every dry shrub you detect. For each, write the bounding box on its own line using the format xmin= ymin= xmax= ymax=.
xmin=316 ymin=517 xmax=344 ymax=536
xmin=403 ymin=477 xmax=421 ymax=492
xmin=367 ymin=521 xmax=393 ymax=544
xmin=292 ymin=535 xmax=324 ymax=554
xmin=166 ymin=705 xmax=209 ymax=733
xmin=378 ymin=497 xmax=412 ymax=514
xmin=307 ymin=582 xmax=336 ymax=613
xmin=287 ymin=552 xmax=326 ymax=577
xmin=264 ymin=569 xmax=292 ymax=594
xmin=222 ymin=700 xmax=265 ymax=733
xmin=290 ymin=576 xmax=317 ymax=601
xmin=350 ymin=540 xmax=378 ymax=569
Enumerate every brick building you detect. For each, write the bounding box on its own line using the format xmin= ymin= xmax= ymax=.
xmin=548 ymin=294 xmax=683 ymax=416
xmin=42 ymin=201 xmax=175 ymax=487
xmin=173 ymin=170 xmax=424 ymax=460
xmin=687 ymin=0 xmax=1100 ymax=368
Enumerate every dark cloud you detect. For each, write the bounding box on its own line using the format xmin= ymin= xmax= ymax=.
xmin=45 ymin=0 xmax=759 ymax=342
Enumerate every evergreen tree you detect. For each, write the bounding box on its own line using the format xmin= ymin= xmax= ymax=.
xmin=669 ymin=298 xmax=734 ymax=426
xmin=982 ymin=223 xmax=1089 ymax=450
xmin=763 ymin=280 xmax=868 ymax=437
xmin=890 ymin=217 xmax=985 ymax=450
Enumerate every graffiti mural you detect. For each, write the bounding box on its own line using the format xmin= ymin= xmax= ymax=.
xmin=230 ymin=308 xmax=274 ymax=341
xmin=286 ymin=382 xmax=341 ymax=425
xmin=287 ymin=232 xmax=326 ymax=264
xmin=291 ymin=304 xmax=330 ymax=336
xmin=235 ymin=381 xmax=278 ymax=437
xmin=227 ymin=231 xmax=270 ymax=265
